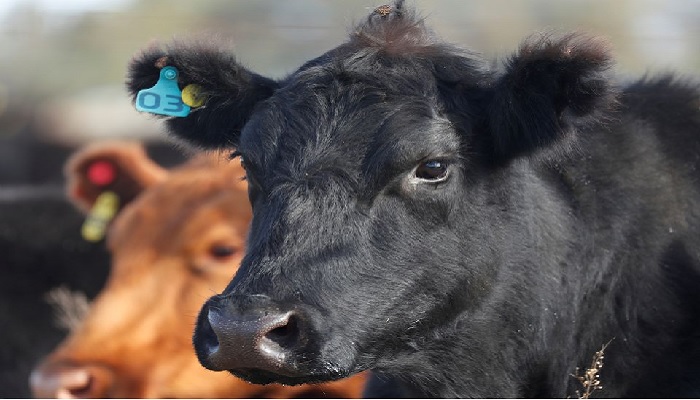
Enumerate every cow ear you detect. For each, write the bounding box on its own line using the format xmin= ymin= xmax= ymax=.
xmin=65 ymin=142 xmax=168 ymax=215
xmin=126 ymin=39 xmax=278 ymax=149
xmin=487 ymin=33 xmax=616 ymax=161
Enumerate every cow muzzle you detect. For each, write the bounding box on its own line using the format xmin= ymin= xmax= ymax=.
xmin=30 ymin=361 xmax=115 ymax=399
xmin=193 ymin=294 xmax=318 ymax=381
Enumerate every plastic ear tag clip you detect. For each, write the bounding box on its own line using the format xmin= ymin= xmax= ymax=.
xmin=135 ymin=66 xmax=190 ymax=117
xmin=81 ymin=191 xmax=120 ymax=242
xmin=182 ymin=84 xmax=205 ymax=108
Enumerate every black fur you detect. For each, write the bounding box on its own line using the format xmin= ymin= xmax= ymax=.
xmin=128 ymin=2 xmax=700 ymax=397
xmin=488 ymin=32 xmax=615 ymax=161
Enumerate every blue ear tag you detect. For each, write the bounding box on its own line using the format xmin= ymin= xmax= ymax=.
xmin=135 ymin=66 xmax=190 ymax=117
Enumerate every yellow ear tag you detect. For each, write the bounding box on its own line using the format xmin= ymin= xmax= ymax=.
xmin=81 ymin=191 xmax=120 ymax=242
xmin=181 ymin=84 xmax=205 ymax=108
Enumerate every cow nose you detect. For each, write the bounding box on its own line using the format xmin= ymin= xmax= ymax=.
xmin=30 ymin=363 xmax=115 ymax=398
xmin=195 ymin=301 xmax=308 ymax=375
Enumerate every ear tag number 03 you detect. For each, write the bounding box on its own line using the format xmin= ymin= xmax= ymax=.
xmin=136 ymin=66 xmax=190 ymax=117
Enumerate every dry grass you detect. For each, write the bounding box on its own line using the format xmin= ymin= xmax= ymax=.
xmin=44 ymin=286 xmax=91 ymax=331
xmin=571 ymin=340 xmax=613 ymax=399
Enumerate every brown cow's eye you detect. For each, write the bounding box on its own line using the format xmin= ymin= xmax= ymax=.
xmin=210 ymin=245 xmax=237 ymax=259
xmin=415 ymin=160 xmax=449 ymax=182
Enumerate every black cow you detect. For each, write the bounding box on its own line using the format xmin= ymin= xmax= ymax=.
xmin=126 ymin=1 xmax=700 ymax=397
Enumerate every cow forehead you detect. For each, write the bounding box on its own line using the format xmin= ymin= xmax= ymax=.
xmin=238 ymin=62 xmax=453 ymax=182
xmin=108 ymin=172 xmax=248 ymax=253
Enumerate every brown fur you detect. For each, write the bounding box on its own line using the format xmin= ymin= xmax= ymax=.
xmin=32 ymin=142 xmax=367 ymax=398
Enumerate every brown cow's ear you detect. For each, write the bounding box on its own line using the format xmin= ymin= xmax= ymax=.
xmin=65 ymin=141 xmax=168 ymax=214
xmin=488 ymin=32 xmax=617 ymax=161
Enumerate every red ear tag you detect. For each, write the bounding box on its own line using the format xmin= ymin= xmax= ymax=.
xmin=87 ymin=161 xmax=116 ymax=187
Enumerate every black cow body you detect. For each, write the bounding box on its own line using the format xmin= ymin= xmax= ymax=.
xmin=127 ymin=2 xmax=700 ymax=397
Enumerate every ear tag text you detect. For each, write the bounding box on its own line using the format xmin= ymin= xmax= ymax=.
xmin=136 ymin=66 xmax=190 ymax=117
xmin=81 ymin=191 xmax=120 ymax=242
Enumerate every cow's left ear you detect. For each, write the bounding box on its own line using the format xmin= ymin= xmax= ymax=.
xmin=126 ymin=39 xmax=278 ymax=149
xmin=487 ymin=33 xmax=616 ymax=161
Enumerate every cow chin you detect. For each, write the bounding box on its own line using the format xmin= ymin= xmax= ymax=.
xmin=227 ymin=366 xmax=351 ymax=387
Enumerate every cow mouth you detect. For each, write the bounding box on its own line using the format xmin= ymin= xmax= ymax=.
xmin=228 ymin=366 xmax=351 ymax=386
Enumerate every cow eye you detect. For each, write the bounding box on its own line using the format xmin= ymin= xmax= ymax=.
xmin=415 ymin=160 xmax=449 ymax=182
xmin=209 ymin=245 xmax=237 ymax=260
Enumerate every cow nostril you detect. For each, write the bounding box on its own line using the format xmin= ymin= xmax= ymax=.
xmin=265 ymin=314 xmax=301 ymax=350
xmin=58 ymin=374 xmax=93 ymax=399
xmin=201 ymin=309 xmax=221 ymax=356
xmin=30 ymin=364 xmax=114 ymax=399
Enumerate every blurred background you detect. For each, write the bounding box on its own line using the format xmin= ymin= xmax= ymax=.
xmin=1 ymin=0 xmax=698 ymax=180
xmin=0 ymin=0 xmax=699 ymax=178
xmin=0 ymin=0 xmax=697 ymax=398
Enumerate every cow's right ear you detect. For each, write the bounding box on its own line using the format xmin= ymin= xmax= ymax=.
xmin=65 ymin=142 xmax=168 ymax=215
xmin=486 ymin=33 xmax=615 ymax=162
xmin=126 ymin=39 xmax=279 ymax=149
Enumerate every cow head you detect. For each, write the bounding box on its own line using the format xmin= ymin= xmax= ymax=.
xmin=126 ymin=1 xmax=615 ymax=389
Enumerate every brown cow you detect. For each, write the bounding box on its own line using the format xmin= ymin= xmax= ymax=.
xmin=30 ymin=142 xmax=367 ymax=398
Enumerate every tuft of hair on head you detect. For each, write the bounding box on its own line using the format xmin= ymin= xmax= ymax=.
xmin=351 ymin=0 xmax=441 ymax=56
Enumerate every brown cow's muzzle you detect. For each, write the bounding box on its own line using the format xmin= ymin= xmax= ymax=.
xmin=30 ymin=362 xmax=115 ymax=399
